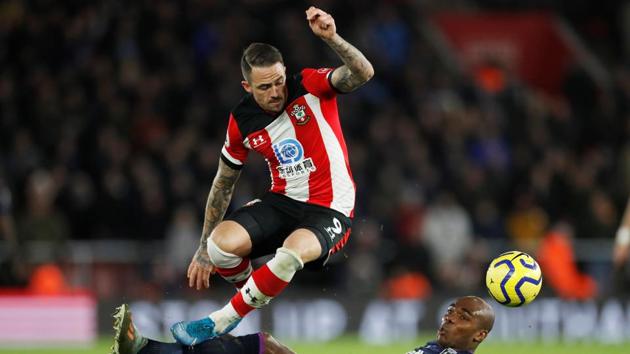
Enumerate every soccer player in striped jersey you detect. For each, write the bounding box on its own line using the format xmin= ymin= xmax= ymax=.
xmin=171 ymin=6 xmax=374 ymax=345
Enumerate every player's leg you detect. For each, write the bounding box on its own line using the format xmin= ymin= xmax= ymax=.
xmin=111 ymin=304 xmax=148 ymax=354
xmin=171 ymin=197 xmax=294 ymax=345
xmin=111 ymin=303 xmax=282 ymax=354
xmin=208 ymin=198 xmax=294 ymax=289
xmin=226 ymin=229 xmax=314 ymax=320
xmin=208 ymin=220 xmax=253 ymax=289
xmin=216 ymin=209 xmax=351 ymax=329
xmin=136 ymin=334 xmax=263 ymax=354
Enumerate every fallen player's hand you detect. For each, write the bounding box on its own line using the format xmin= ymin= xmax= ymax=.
xmin=187 ymin=245 xmax=216 ymax=290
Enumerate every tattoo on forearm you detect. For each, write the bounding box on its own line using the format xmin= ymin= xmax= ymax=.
xmin=199 ymin=160 xmax=241 ymax=249
xmin=195 ymin=246 xmax=212 ymax=264
xmin=324 ymin=34 xmax=373 ymax=92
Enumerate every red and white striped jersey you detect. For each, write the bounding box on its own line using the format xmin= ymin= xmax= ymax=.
xmin=221 ymin=68 xmax=355 ymax=218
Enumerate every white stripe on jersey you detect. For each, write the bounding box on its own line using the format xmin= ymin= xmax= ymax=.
xmin=221 ymin=146 xmax=244 ymax=166
xmin=304 ymin=94 xmax=355 ymax=216
xmin=264 ymin=113 xmax=310 ymax=202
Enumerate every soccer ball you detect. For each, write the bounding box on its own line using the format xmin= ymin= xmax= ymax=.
xmin=485 ymin=251 xmax=543 ymax=307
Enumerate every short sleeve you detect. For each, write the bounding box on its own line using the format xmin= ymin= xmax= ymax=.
xmin=300 ymin=68 xmax=340 ymax=98
xmin=220 ymin=114 xmax=248 ymax=169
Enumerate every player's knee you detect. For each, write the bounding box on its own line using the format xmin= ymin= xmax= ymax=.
xmin=276 ymin=247 xmax=304 ymax=270
xmin=207 ymin=238 xmax=243 ymax=269
xmin=282 ymin=229 xmax=322 ymax=263
xmin=209 ymin=221 xmax=252 ymax=257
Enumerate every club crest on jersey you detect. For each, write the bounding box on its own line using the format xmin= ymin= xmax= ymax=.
xmin=272 ymin=138 xmax=316 ymax=179
xmin=289 ymin=104 xmax=310 ymax=125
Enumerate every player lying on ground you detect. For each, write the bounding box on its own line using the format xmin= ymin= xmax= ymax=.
xmin=112 ymin=297 xmax=494 ymax=354
xmin=406 ymin=296 xmax=495 ymax=354
xmin=110 ymin=304 xmax=295 ymax=354
xmin=172 ymin=5 xmax=374 ymax=345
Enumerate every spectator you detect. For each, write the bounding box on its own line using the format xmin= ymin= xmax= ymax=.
xmin=537 ymin=223 xmax=597 ymax=300
xmin=421 ymin=192 xmax=475 ymax=290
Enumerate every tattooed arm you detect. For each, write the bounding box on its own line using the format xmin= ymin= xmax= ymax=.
xmin=305 ymin=6 xmax=374 ymax=93
xmin=188 ymin=159 xmax=241 ymax=290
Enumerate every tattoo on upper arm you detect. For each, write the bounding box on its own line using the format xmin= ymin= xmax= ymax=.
xmin=200 ymin=160 xmax=241 ymax=245
xmin=325 ymin=35 xmax=374 ymax=93
xmin=332 ymin=66 xmax=366 ymax=93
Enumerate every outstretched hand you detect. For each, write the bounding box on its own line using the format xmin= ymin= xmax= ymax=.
xmin=306 ymin=6 xmax=336 ymax=40
xmin=187 ymin=245 xmax=216 ymax=290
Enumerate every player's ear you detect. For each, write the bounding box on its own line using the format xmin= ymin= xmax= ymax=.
xmin=241 ymin=80 xmax=252 ymax=93
xmin=473 ymin=329 xmax=488 ymax=343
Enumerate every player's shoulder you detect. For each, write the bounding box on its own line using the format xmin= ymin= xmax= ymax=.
xmin=229 ymin=94 xmax=277 ymax=138
xmin=231 ymin=94 xmax=260 ymax=121
xmin=297 ymin=67 xmax=333 ymax=84
xmin=300 ymin=67 xmax=334 ymax=76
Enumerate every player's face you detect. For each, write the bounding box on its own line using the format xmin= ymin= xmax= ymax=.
xmin=437 ymin=298 xmax=487 ymax=350
xmin=242 ymin=62 xmax=288 ymax=114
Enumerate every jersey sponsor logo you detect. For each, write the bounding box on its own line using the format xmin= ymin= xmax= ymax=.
xmin=250 ymin=134 xmax=267 ymax=148
xmin=440 ymin=349 xmax=457 ymax=354
xmin=325 ymin=217 xmax=343 ymax=241
xmin=276 ymin=158 xmax=316 ymax=180
xmin=272 ymin=138 xmax=316 ymax=179
xmin=289 ymin=104 xmax=311 ymax=125
xmin=273 ymin=138 xmax=304 ymax=164
xmin=406 ymin=350 xmax=424 ymax=354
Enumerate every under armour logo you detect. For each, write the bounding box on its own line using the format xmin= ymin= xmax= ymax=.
xmin=245 ymin=287 xmax=258 ymax=304
xmin=251 ymin=135 xmax=266 ymax=148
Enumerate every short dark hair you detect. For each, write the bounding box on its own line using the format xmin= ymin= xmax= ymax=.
xmin=241 ymin=43 xmax=284 ymax=81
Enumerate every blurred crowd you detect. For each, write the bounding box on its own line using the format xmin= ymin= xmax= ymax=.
xmin=0 ymin=0 xmax=629 ymax=300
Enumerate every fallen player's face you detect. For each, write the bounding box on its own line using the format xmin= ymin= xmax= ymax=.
xmin=248 ymin=62 xmax=288 ymax=114
xmin=437 ymin=298 xmax=481 ymax=350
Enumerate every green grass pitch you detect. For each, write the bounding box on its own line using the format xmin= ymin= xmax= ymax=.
xmin=0 ymin=336 xmax=628 ymax=354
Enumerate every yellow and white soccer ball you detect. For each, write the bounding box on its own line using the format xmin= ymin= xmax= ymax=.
xmin=485 ymin=251 xmax=543 ymax=307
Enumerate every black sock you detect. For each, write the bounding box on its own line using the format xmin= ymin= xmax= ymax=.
xmin=138 ymin=339 xmax=183 ymax=354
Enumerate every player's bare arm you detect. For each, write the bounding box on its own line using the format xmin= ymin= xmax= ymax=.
xmin=305 ymin=6 xmax=374 ymax=93
xmin=188 ymin=159 xmax=241 ymax=290
xmin=613 ymin=197 xmax=630 ymax=267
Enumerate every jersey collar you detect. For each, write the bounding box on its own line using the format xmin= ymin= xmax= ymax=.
xmin=425 ymin=341 xmax=474 ymax=354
